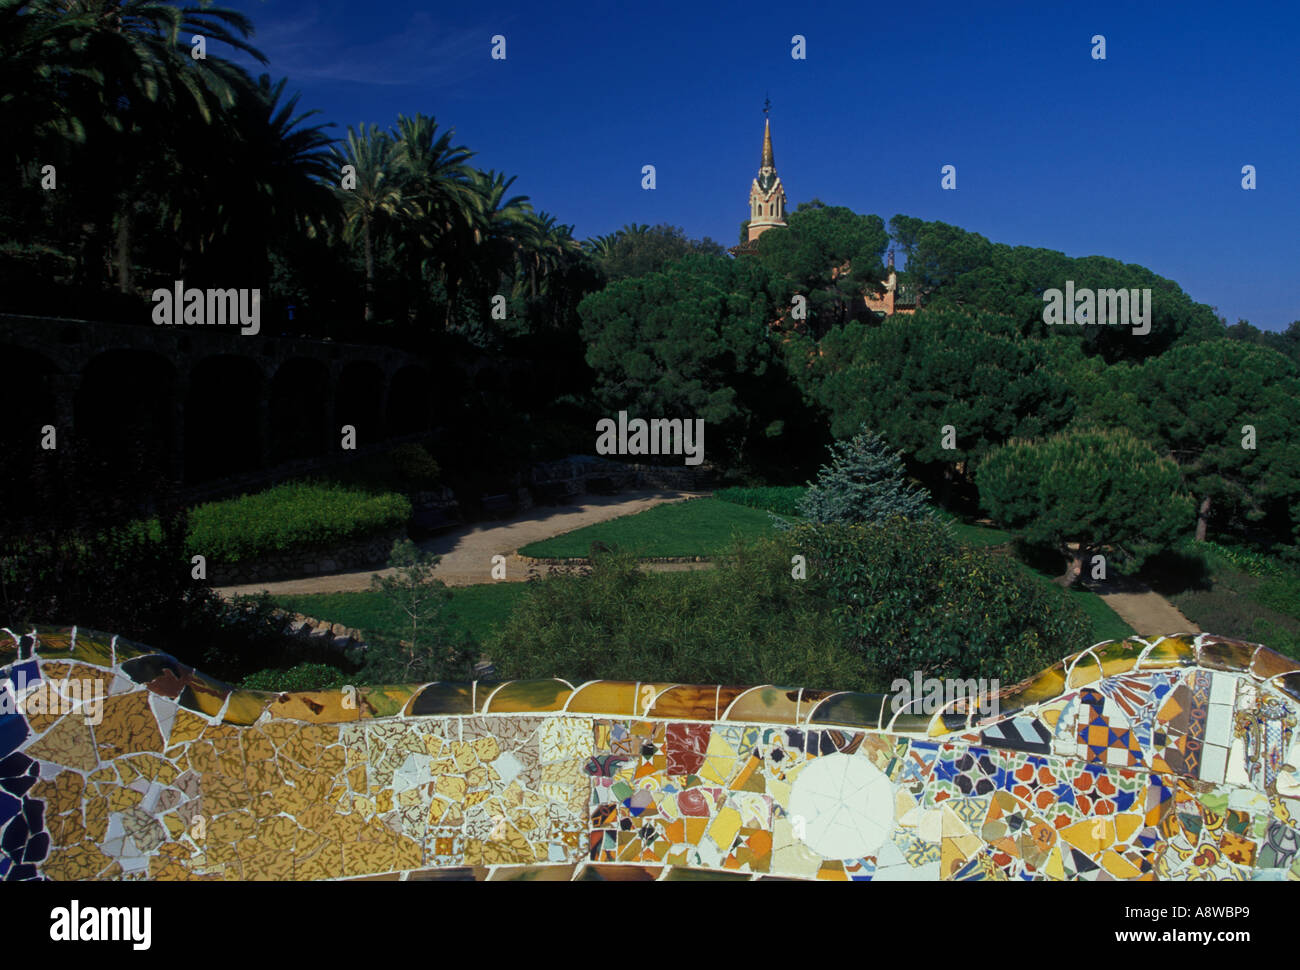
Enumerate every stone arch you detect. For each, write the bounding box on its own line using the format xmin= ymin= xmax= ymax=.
xmin=74 ymin=349 xmax=177 ymax=486
xmin=270 ymin=357 xmax=330 ymax=460
xmin=386 ymin=365 xmax=431 ymax=436
xmin=186 ymin=355 xmax=264 ymax=482
xmin=0 ymin=344 xmax=60 ymax=524
xmin=335 ymin=360 xmax=385 ymax=448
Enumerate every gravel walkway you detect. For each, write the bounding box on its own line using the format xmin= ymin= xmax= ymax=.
xmin=1095 ymin=587 xmax=1202 ymax=638
xmin=215 ymin=489 xmax=705 ymax=597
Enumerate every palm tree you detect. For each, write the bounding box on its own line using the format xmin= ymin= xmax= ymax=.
xmin=432 ymin=168 xmax=533 ymax=333
xmin=241 ymin=75 xmax=338 ymax=232
xmin=389 ymin=113 xmax=477 ymax=327
xmin=582 ymin=233 xmax=619 ymax=259
xmin=333 ymin=124 xmax=408 ymax=322
xmin=518 ymin=210 xmax=579 ymax=300
xmin=471 ymin=170 xmax=533 ymax=259
xmin=170 ymin=74 xmax=338 ymax=284
xmin=390 ymin=113 xmax=476 ymax=240
xmin=0 ymin=0 xmax=98 ymax=158
xmin=15 ymin=0 xmax=267 ymax=292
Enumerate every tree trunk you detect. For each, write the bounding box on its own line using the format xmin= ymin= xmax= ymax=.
xmin=1057 ymin=545 xmax=1087 ymax=588
xmin=114 ymin=204 xmax=133 ymax=294
xmin=363 ymin=220 xmax=374 ymax=323
xmin=939 ymin=465 xmax=955 ymax=508
xmin=1195 ymin=495 xmax=1211 ymax=542
xmin=444 ymin=274 xmax=460 ymax=332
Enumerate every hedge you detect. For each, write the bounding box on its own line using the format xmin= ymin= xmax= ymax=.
xmin=713 ymin=486 xmax=807 ymax=517
xmin=492 ymin=521 xmax=1090 ymax=692
xmin=186 ymin=482 xmax=410 ymax=563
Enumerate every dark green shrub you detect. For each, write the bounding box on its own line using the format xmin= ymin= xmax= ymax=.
xmin=1252 ymin=574 xmax=1300 ymax=621
xmin=714 ymin=486 xmax=807 ymax=516
xmin=242 ymin=663 xmax=350 ymax=692
xmin=793 ymin=519 xmax=1090 ymax=684
xmin=488 ymin=542 xmax=866 ymax=690
xmin=1170 ymin=588 xmax=1300 ymax=660
xmin=491 ymin=521 xmax=1090 ymax=691
xmin=979 ymin=428 xmax=1194 ymax=584
xmin=0 ymin=520 xmax=304 ymax=683
xmin=2 ymin=511 xmax=218 ymax=650
xmin=797 ymin=427 xmax=932 ymax=524
xmin=362 ymin=539 xmax=476 ymax=683
xmin=186 ymin=482 xmax=410 ymax=563
xmin=387 ymin=443 xmax=441 ymax=489
xmin=1189 ymin=538 xmax=1290 ymax=578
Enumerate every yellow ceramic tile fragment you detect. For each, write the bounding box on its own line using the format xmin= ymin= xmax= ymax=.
xmin=1060 ymin=818 xmax=1112 ymax=855
xmin=1067 ymin=652 xmax=1102 ymax=689
xmin=1114 ymin=813 xmax=1142 ymax=845
xmin=1100 ymin=848 xmax=1141 ymax=879
xmin=25 ymin=715 xmax=100 ymax=772
xmin=708 ymin=807 xmax=743 ymax=851
xmin=565 ymin=682 xmax=639 ymax=717
xmin=1043 ymin=846 xmax=1065 ymax=881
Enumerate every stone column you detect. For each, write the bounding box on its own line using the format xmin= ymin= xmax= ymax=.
xmin=48 ymin=373 xmax=80 ymax=449
xmin=255 ymin=365 xmax=273 ymax=470
xmin=170 ymin=370 xmax=188 ymax=485
xmin=376 ymin=364 xmax=393 ymax=441
xmin=323 ymin=363 xmax=340 ymax=454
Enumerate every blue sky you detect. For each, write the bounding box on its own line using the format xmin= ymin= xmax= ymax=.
xmin=226 ymin=0 xmax=1299 ymax=329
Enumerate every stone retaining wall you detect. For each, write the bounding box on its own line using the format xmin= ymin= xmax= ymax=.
xmin=274 ymin=611 xmax=368 ymax=660
xmin=208 ymin=527 xmax=407 ymax=586
xmin=529 ymin=455 xmax=716 ymax=497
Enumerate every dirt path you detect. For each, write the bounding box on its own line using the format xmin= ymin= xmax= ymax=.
xmin=1094 ymin=587 xmax=1202 ymax=638
xmin=215 ymin=489 xmax=706 ymax=598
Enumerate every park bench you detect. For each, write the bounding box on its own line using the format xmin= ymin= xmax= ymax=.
xmin=534 ymin=481 xmax=573 ymax=505
xmin=586 ymin=475 xmax=621 ymax=495
xmin=481 ymin=493 xmax=517 ymax=519
xmin=412 ymin=505 xmax=461 ymax=534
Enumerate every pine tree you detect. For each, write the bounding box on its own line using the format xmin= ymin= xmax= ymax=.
xmin=798 ymin=426 xmax=932 ymax=524
xmin=976 ymin=428 xmax=1195 ymax=586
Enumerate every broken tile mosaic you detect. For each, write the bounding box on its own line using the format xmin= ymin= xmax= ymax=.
xmin=4 ymin=627 xmax=1299 ymax=881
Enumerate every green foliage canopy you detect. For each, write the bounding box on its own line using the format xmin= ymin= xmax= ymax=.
xmin=798 ymin=426 xmax=932 ymax=524
xmin=977 ymin=428 xmax=1195 ymax=576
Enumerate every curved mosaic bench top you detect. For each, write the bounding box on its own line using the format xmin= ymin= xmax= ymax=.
xmin=2 ymin=626 xmax=1298 ymax=881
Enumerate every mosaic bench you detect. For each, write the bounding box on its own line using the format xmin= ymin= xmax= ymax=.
xmin=1 ymin=627 xmax=1297 ymax=881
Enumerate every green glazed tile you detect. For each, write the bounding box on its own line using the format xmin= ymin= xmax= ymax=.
xmin=482 ymin=679 xmax=573 ymax=713
xmin=724 ymin=686 xmax=801 ymax=724
xmin=807 ymin=692 xmax=886 ymax=730
xmin=1196 ymin=637 xmax=1256 ymax=673
xmin=358 ymin=684 xmax=419 ymax=719
xmin=1138 ymin=636 xmax=1197 ymax=669
xmin=405 ymin=682 xmax=475 ymax=717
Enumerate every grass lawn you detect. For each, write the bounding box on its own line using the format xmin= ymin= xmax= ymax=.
xmin=1169 ymin=562 xmax=1300 ymax=660
xmin=1001 ymin=559 xmax=1136 ymax=645
xmin=273 ymin=499 xmax=1134 ymax=669
xmin=518 ymin=498 xmax=782 ymax=558
xmin=934 ymin=510 xmax=1014 ymax=548
xmin=275 ymin=582 xmax=529 ymax=647
xmin=1066 ymin=584 xmax=1139 ymax=644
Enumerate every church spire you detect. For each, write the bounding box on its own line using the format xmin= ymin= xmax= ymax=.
xmin=745 ymin=102 xmax=787 ymax=244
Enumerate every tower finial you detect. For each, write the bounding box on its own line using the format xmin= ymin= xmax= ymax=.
xmin=761 ymin=112 xmax=774 ymax=170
